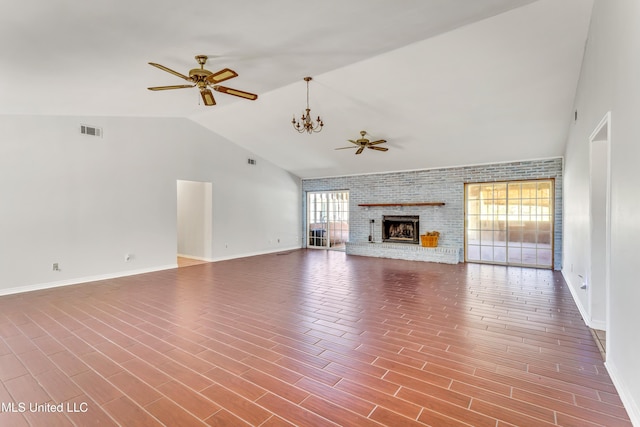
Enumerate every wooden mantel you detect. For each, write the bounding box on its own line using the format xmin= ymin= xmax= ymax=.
xmin=358 ymin=202 xmax=445 ymax=207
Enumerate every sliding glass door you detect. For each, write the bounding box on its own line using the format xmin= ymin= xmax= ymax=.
xmin=307 ymin=191 xmax=349 ymax=250
xmin=465 ymin=180 xmax=553 ymax=268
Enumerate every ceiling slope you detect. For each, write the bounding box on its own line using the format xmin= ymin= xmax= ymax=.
xmin=1 ymin=0 xmax=592 ymax=178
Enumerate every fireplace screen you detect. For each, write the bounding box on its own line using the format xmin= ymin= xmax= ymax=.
xmin=382 ymin=215 xmax=420 ymax=244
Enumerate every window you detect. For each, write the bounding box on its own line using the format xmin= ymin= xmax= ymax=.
xmin=465 ymin=180 xmax=553 ymax=268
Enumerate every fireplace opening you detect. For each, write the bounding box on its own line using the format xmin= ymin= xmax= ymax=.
xmin=382 ymin=215 xmax=420 ymax=244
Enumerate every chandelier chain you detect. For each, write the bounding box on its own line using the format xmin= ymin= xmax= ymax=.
xmin=292 ymin=77 xmax=323 ymax=134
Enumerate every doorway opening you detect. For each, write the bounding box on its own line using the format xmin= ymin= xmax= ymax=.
xmin=176 ymin=180 xmax=212 ymax=267
xmin=306 ymin=191 xmax=349 ymax=250
xmin=588 ymin=112 xmax=611 ymax=338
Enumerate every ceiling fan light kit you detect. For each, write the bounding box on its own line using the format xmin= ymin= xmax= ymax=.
xmin=147 ymin=55 xmax=258 ymax=106
xmin=336 ymin=131 xmax=388 ymax=155
xmin=292 ymin=77 xmax=324 ymax=134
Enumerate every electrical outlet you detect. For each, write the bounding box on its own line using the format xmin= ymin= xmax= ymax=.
xmin=578 ymin=274 xmax=587 ymax=290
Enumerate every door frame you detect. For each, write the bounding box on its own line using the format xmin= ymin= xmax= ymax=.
xmin=588 ymin=111 xmax=612 ymax=333
xmin=464 ymin=179 xmax=555 ymax=268
xmin=305 ymin=190 xmax=349 ymax=250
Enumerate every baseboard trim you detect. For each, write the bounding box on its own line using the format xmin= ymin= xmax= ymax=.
xmin=561 ymin=270 xmax=608 ymax=330
xmin=562 ymin=271 xmax=637 ymax=424
xmin=211 ymin=246 xmax=302 ymax=262
xmin=0 ymin=264 xmax=177 ymax=297
xmin=0 ymin=247 xmax=303 ymax=297
xmin=561 ymin=269 xmax=592 ymax=324
xmin=177 ymin=254 xmax=214 ymax=262
xmin=605 ymin=360 xmax=640 ymax=426
xmin=589 ymin=319 xmax=607 ymax=331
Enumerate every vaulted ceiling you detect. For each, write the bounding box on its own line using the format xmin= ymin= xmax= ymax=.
xmin=1 ymin=0 xmax=593 ymax=178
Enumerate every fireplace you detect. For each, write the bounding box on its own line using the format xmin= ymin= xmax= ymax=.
xmin=382 ymin=215 xmax=420 ymax=244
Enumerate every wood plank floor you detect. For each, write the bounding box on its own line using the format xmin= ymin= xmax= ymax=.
xmin=178 ymin=256 xmax=209 ymax=268
xmin=0 ymin=249 xmax=631 ymax=426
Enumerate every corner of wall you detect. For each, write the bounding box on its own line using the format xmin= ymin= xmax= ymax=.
xmin=605 ymin=360 xmax=640 ymax=427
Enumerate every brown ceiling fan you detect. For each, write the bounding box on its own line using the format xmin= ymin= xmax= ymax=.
xmin=335 ymin=131 xmax=388 ymax=155
xmin=147 ymin=55 xmax=258 ymax=106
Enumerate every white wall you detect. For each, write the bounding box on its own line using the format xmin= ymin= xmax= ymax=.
xmin=0 ymin=115 xmax=302 ymax=295
xmin=563 ymin=0 xmax=640 ymax=423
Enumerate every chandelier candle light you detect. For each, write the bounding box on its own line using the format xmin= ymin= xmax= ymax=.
xmin=292 ymin=77 xmax=324 ymax=134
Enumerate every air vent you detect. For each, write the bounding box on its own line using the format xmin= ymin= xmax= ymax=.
xmin=247 ymin=158 xmax=257 ymax=165
xmin=80 ymin=124 xmax=102 ymax=137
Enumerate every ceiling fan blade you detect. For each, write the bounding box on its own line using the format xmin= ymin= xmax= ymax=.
xmin=347 ymin=139 xmax=361 ymax=146
xmin=206 ymin=68 xmax=238 ymax=84
xmin=200 ymin=89 xmax=216 ymax=106
xmin=148 ymin=62 xmax=191 ymax=81
xmin=147 ymin=85 xmax=195 ymax=91
xmin=335 ymin=146 xmax=358 ymax=150
xmin=355 ymin=147 xmax=365 ymax=155
xmin=368 ymin=139 xmax=387 ymax=145
xmin=368 ymin=146 xmax=389 ymax=151
xmin=213 ymin=85 xmax=258 ymax=100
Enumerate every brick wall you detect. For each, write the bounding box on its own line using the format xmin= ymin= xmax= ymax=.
xmin=302 ymin=158 xmax=563 ymax=270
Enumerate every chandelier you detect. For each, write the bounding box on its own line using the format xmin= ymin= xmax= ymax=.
xmin=292 ymin=77 xmax=324 ymax=134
